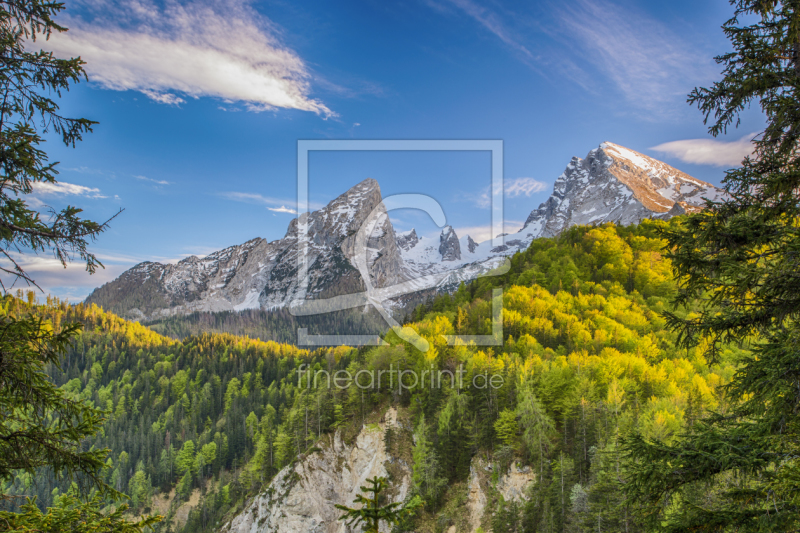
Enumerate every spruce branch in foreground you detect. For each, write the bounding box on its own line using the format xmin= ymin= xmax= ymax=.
xmin=335 ymin=476 xmax=422 ymax=533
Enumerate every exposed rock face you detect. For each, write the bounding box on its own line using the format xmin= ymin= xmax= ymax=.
xmin=86 ymin=179 xmax=407 ymax=321
xmin=395 ymin=229 xmax=419 ymax=251
xmin=222 ymin=409 xmax=410 ymax=533
xmin=466 ymin=235 xmax=479 ymax=253
xmin=438 ymin=226 xmax=461 ymax=261
xmin=466 ymin=457 xmax=536 ymax=532
xmin=521 ymin=142 xmax=725 ymax=238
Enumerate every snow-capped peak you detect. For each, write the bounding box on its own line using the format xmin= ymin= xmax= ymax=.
xmin=521 ymin=142 xmax=725 ymax=239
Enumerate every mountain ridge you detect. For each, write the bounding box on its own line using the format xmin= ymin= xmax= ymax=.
xmin=86 ymin=142 xmax=725 ymax=323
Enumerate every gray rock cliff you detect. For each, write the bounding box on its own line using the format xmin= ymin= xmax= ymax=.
xmin=438 ymin=225 xmax=461 ymax=261
xmin=86 ymin=178 xmax=407 ymax=321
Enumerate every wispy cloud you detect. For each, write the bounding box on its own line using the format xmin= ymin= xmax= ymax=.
xmin=473 ymin=177 xmax=549 ymax=208
xmin=219 ymin=191 xmax=288 ymax=205
xmin=141 ymin=90 xmax=185 ymax=106
xmin=455 ymin=220 xmax=524 ymax=243
xmin=65 ymin=166 xmax=114 ymax=177
xmin=46 ymin=0 xmax=334 ymax=116
xmin=505 ymin=177 xmax=548 ymax=197
xmin=135 ymin=175 xmax=171 ymax=186
xmin=31 ymin=181 xmax=106 ymax=198
xmin=268 ymin=205 xmax=298 ymax=215
xmin=423 ymin=0 xmax=709 ymax=110
xmin=313 ymin=76 xmax=386 ymax=100
xmin=650 ymin=133 xmax=758 ymax=167
xmin=422 ymin=0 xmax=602 ymax=90
xmin=557 ymin=0 xmax=714 ymax=116
xmin=219 ymin=191 xmax=315 ymax=213
xmin=438 ymin=0 xmax=536 ymax=63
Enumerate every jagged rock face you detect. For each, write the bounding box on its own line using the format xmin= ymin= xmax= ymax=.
xmin=439 ymin=226 xmax=462 ymax=261
xmin=466 ymin=457 xmax=536 ymax=533
xmin=466 ymin=235 xmax=479 ymax=253
xmin=521 ymin=142 xmax=725 ymax=238
xmin=86 ymin=178 xmax=407 ymax=321
xmin=359 ymin=209 xmax=408 ymax=289
xmin=395 ymin=229 xmax=419 ymax=251
xmin=222 ymin=409 xmax=411 ymax=533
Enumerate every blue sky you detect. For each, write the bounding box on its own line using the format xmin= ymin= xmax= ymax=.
xmin=18 ymin=0 xmax=765 ymax=301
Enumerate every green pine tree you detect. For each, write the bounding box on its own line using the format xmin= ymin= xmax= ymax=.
xmin=494 ymin=408 xmax=520 ymax=448
xmin=623 ymin=1 xmax=800 ymax=531
xmin=335 ymin=476 xmax=422 ymax=533
xmin=0 ymin=2 xmax=159 ymax=529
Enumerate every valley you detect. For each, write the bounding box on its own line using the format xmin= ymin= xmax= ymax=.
xmin=5 ymin=215 xmax=743 ymax=532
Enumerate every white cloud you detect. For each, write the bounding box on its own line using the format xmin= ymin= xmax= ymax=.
xmin=46 ymin=0 xmax=333 ymax=116
xmin=0 ymin=252 xmax=129 ymax=302
xmin=31 ymin=181 xmax=106 ymax=198
xmin=141 ymin=89 xmax=185 ymax=106
xmin=135 ymin=175 xmax=171 ymax=185
xmin=557 ymin=0 xmax=714 ymax=116
xmin=505 ymin=177 xmax=548 ymax=197
xmin=650 ymin=134 xmax=757 ymax=167
xmin=268 ymin=205 xmax=298 ymax=215
xmin=219 ymin=191 xmax=324 ymax=212
xmin=65 ymin=166 xmax=113 ymax=176
xmin=455 ymin=220 xmax=525 ymax=243
xmin=219 ymin=191 xmax=290 ymax=206
xmin=474 ymin=192 xmax=491 ymax=209
xmin=474 ymin=177 xmax=549 ymax=208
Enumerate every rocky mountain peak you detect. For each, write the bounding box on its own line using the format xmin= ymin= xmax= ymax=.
xmin=396 ymin=229 xmax=419 ymax=251
xmin=466 ymin=235 xmax=479 ymax=253
xmin=86 ymin=177 xmax=404 ymax=321
xmin=599 ymin=142 xmax=718 ymax=212
xmin=439 ymin=225 xmax=461 ymax=261
xmin=521 ymin=142 xmax=725 ymax=239
xmin=285 ymin=177 xmax=382 ymax=243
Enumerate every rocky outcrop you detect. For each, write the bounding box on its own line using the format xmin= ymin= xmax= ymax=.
xmin=466 ymin=235 xmax=479 ymax=253
xmin=223 ymin=411 xmax=535 ymax=533
xmin=396 ymin=229 xmax=419 ymax=251
xmin=223 ymin=408 xmax=411 ymax=533
xmin=439 ymin=226 xmax=461 ymax=261
xmin=466 ymin=457 xmax=536 ymax=532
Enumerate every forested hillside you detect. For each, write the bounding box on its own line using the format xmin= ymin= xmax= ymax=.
xmin=3 ymin=219 xmax=744 ymax=532
xmin=145 ymin=306 xmax=388 ymax=345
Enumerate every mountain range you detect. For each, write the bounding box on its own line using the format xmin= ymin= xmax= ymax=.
xmin=86 ymin=142 xmax=724 ymax=323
